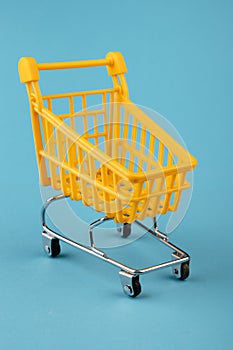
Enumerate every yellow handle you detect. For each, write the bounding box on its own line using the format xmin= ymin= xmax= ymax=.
xmin=18 ymin=52 xmax=127 ymax=83
xmin=37 ymin=57 xmax=112 ymax=70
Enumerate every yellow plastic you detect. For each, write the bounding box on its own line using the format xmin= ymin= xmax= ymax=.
xmin=18 ymin=52 xmax=197 ymax=223
xmin=18 ymin=57 xmax=40 ymax=83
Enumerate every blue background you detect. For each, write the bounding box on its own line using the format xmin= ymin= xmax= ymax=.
xmin=0 ymin=0 xmax=232 ymax=349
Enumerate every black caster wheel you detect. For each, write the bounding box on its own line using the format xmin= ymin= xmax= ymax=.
xmin=42 ymin=232 xmax=61 ymax=257
xmin=117 ymin=223 xmax=131 ymax=238
xmin=172 ymin=253 xmax=190 ymax=280
xmin=179 ymin=262 xmax=190 ymax=281
xmin=119 ymin=271 xmax=142 ymax=298
xmin=128 ymin=276 xmax=141 ymax=298
xmin=48 ymin=238 xmax=61 ymax=257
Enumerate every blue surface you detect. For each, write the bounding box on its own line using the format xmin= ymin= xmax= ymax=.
xmin=1 ymin=0 xmax=233 ymax=349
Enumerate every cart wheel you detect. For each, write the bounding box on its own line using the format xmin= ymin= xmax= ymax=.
xmin=50 ymin=238 xmax=61 ymax=257
xmin=45 ymin=238 xmax=61 ymax=257
xmin=179 ymin=262 xmax=190 ymax=281
xmin=128 ymin=276 xmax=141 ymax=298
xmin=123 ymin=223 xmax=131 ymax=238
xmin=117 ymin=223 xmax=131 ymax=238
xmin=42 ymin=232 xmax=61 ymax=257
xmin=172 ymin=253 xmax=190 ymax=280
xmin=119 ymin=272 xmax=142 ymax=298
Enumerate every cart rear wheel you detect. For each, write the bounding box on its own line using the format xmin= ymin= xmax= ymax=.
xmin=51 ymin=238 xmax=61 ymax=257
xmin=117 ymin=223 xmax=131 ymax=238
xmin=179 ymin=262 xmax=189 ymax=280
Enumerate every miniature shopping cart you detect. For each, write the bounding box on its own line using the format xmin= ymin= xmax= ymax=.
xmin=18 ymin=52 xmax=197 ymax=297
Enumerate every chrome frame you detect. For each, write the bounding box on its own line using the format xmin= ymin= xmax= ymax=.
xmin=41 ymin=194 xmax=190 ymax=292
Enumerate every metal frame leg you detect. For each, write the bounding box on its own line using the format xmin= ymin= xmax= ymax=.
xmin=41 ymin=195 xmax=191 ymax=297
xmin=89 ymin=216 xmax=110 ymax=257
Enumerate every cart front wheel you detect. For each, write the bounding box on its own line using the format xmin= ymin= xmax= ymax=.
xmin=123 ymin=276 xmax=141 ymax=298
xmin=179 ymin=262 xmax=189 ymax=281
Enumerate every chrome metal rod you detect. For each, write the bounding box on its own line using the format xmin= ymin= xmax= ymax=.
xmin=89 ymin=216 xmax=111 ymax=257
xmin=89 ymin=216 xmax=110 ymax=230
xmin=41 ymin=195 xmax=190 ymax=276
xmin=41 ymin=194 xmax=67 ymax=226
xmin=42 ymin=224 xmax=189 ymax=275
xmin=134 ymin=220 xmax=189 ymax=258
xmin=43 ymin=224 xmax=137 ymax=274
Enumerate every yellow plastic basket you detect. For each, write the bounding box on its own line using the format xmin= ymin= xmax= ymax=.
xmin=18 ymin=52 xmax=197 ymax=224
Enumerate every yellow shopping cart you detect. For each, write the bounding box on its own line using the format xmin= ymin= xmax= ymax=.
xmin=18 ymin=52 xmax=197 ymax=297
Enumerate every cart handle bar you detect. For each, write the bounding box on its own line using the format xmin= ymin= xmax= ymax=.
xmin=18 ymin=52 xmax=128 ymax=83
xmin=37 ymin=58 xmax=112 ymax=71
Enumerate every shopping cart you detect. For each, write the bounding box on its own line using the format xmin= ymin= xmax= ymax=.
xmin=18 ymin=52 xmax=197 ymax=297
